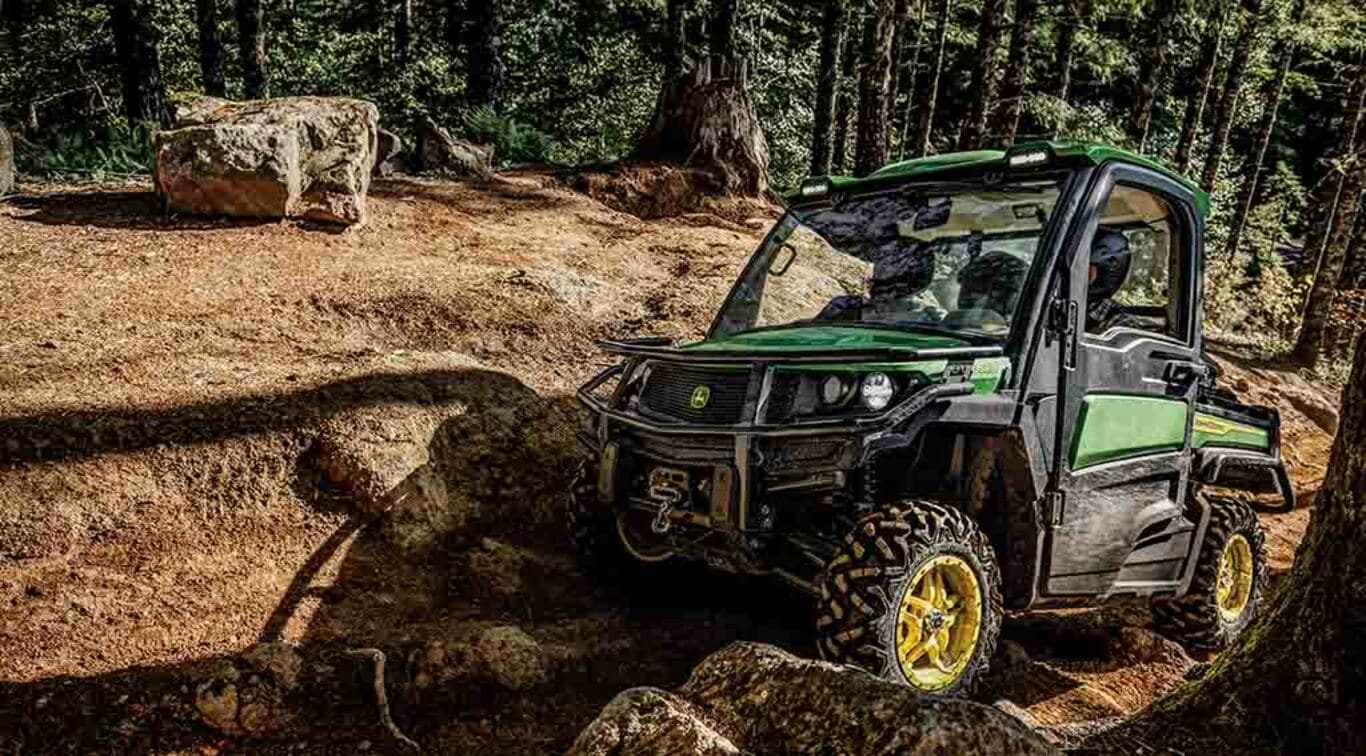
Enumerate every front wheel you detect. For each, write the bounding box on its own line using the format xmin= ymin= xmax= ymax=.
xmin=1151 ymin=495 xmax=1266 ymax=650
xmin=815 ymin=501 xmax=1002 ymax=697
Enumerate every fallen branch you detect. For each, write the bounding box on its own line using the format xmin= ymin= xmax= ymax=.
xmin=345 ymin=647 xmax=421 ymax=752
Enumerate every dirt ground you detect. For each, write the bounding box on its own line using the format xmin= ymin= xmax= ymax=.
xmin=0 ymin=175 xmax=1340 ymax=753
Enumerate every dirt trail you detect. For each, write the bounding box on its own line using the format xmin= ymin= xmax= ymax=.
xmin=0 ymin=176 xmax=1340 ymax=753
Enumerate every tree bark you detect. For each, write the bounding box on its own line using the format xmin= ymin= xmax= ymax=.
xmin=913 ymin=0 xmax=953 ymax=156
xmin=465 ymin=0 xmax=506 ymax=110
xmin=194 ymin=0 xmax=227 ymax=97
xmin=1128 ymin=0 xmax=1177 ymax=152
xmin=108 ymin=0 xmax=169 ymax=126
xmin=1299 ymin=64 xmax=1366 ymax=290
xmin=1116 ymin=334 xmax=1366 ymax=754
xmin=854 ymin=0 xmax=897 ymax=176
xmin=1173 ymin=5 xmax=1227 ymax=174
xmin=395 ymin=0 xmax=412 ymax=66
xmin=235 ymin=0 xmax=268 ymax=99
xmin=810 ymin=0 xmax=847 ymax=176
xmin=895 ymin=0 xmax=928 ymax=159
xmin=709 ymin=0 xmax=738 ymax=59
xmin=990 ymin=0 xmax=1038 ymax=147
xmin=831 ymin=3 xmax=863 ymax=172
xmin=958 ymin=0 xmax=1008 ymax=150
xmin=1051 ymin=0 xmax=1085 ymax=104
xmin=633 ymin=56 xmax=770 ymax=195
xmin=1224 ymin=0 xmax=1305 ymax=262
xmin=1199 ymin=0 xmax=1263 ymax=193
xmin=665 ymin=0 xmax=689 ymax=81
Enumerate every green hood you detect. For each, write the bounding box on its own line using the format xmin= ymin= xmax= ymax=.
xmin=687 ymin=326 xmax=970 ymax=353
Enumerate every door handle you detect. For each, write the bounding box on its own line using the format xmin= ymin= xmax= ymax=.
xmin=1164 ymin=360 xmax=1208 ymax=384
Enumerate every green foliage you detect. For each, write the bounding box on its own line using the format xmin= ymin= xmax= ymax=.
xmin=16 ymin=120 xmax=155 ymax=179
xmin=460 ymin=106 xmax=557 ymax=165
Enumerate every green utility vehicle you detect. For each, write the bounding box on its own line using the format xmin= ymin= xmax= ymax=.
xmin=569 ymin=141 xmax=1289 ymax=695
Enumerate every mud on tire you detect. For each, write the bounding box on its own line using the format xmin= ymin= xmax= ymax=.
xmin=815 ymin=501 xmax=1003 ymax=697
xmin=1151 ymin=495 xmax=1266 ymax=650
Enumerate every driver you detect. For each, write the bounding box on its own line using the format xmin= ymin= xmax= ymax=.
xmin=817 ymin=244 xmax=944 ymax=323
xmin=1087 ymin=227 xmax=1135 ymax=333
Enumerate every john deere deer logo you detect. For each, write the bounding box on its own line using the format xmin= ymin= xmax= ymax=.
xmin=690 ymin=385 xmax=711 ymax=409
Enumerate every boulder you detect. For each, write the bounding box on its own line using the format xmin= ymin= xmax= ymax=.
xmin=569 ymin=688 xmax=742 ymax=756
xmin=373 ymin=128 xmax=404 ymax=177
xmin=571 ymin=642 xmax=1058 ymax=756
xmin=194 ymin=642 xmax=303 ymax=737
xmin=418 ymin=117 xmax=494 ymax=180
xmin=0 ymin=126 xmax=13 ymax=195
xmin=1284 ymin=385 xmax=1339 ymax=437
xmin=154 ymin=95 xmax=379 ymax=225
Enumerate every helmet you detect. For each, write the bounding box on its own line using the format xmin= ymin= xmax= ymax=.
xmin=869 ymin=243 xmax=935 ymax=298
xmin=1089 ymin=227 xmax=1131 ymax=300
xmin=956 ymin=251 xmax=1030 ymax=316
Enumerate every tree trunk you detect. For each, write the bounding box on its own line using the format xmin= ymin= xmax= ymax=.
xmin=810 ymin=0 xmax=846 ymax=176
xmin=465 ymin=0 xmax=506 ymax=110
xmin=1128 ymin=0 xmax=1177 ymax=152
xmin=665 ymin=0 xmax=689 ymax=81
xmin=1199 ymin=0 xmax=1263 ymax=193
xmin=895 ymin=0 xmax=928 ymax=159
xmin=1051 ymin=0 xmax=1085 ymax=104
xmin=1173 ymin=6 xmax=1227 ymax=174
xmin=235 ymin=0 xmax=268 ymax=99
xmin=884 ymin=0 xmax=914 ymax=156
xmin=633 ymin=56 xmax=770 ymax=195
xmin=990 ymin=0 xmax=1038 ymax=147
xmin=709 ymin=0 xmax=738 ymax=59
xmin=854 ymin=0 xmax=897 ymax=176
xmin=1115 ymin=334 xmax=1366 ymax=754
xmin=913 ymin=0 xmax=952 ymax=156
xmin=1224 ymin=0 xmax=1305 ymax=261
xmin=1293 ymin=158 xmax=1366 ymax=366
xmin=194 ymin=0 xmax=227 ymax=97
xmin=831 ymin=4 xmax=863 ymax=172
xmin=1290 ymin=63 xmax=1366 ymax=366
xmin=395 ymin=0 xmax=412 ymax=67
xmin=958 ymin=0 xmax=1007 ymax=150
xmin=1299 ymin=63 xmax=1366 ymax=290
xmin=108 ymin=0 xmax=169 ymax=125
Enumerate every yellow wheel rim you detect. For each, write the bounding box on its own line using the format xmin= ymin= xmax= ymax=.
xmin=894 ymin=554 xmax=983 ymax=691
xmin=1216 ymin=534 xmax=1254 ymax=623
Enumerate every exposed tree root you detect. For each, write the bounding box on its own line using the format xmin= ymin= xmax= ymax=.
xmin=346 ymin=648 xmax=420 ymax=752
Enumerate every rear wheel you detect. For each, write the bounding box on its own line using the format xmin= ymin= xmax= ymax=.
xmin=815 ymin=501 xmax=1002 ymax=696
xmin=1152 ymin=496 xmax=1266 ymax=650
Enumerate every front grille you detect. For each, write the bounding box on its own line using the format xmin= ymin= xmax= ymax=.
xmin=640 ymin=363 xmax=751 ymax=424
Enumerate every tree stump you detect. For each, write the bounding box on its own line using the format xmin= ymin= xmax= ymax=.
xmin=633 ymin=55 xmax=770 ymax=196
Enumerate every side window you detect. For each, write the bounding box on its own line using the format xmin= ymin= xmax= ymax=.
xmin=1084 ymin=184 xmax=1185 ymax=340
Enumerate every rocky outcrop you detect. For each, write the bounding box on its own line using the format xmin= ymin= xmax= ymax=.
xmin=570 ymin=643 xmax=1058 ymax=756
xmin=374 ymin=128 xmax=404 ymax=177
xmin=0 ymin=126 xmax=14 ymax=195
xmin=154 ymin=95 xmax=378 ymax=225
xmin=418 ymin=117 xmax=494 ymax=180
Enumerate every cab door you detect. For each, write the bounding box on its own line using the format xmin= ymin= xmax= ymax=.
xmin=1043 ymin=165 xmax=1205 ymax=597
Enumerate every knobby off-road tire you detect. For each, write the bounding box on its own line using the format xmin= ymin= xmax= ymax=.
xmin=566 ymin=461 xmax=627 ymax=575
xmin=816 ymin=501 xmax=1003 ymax=697
xmin=1151 ymin=495 xmax=1267 ymax=650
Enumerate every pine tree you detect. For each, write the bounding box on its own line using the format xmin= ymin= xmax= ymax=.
xmin=913 ymin=0 xmax=953 ymax=156
xmin=1173 ymin=5 xmax=1228 ymax=174
xmin=235 ymin=0 xmax=268 ymax=99
xmin=854 ymin=0 xmax=898 ymax=175
xmin=466 ymin=0 xmax=506 ymax=110
xmin=959 ymin=0 xmax=1008 ymax=150
xmin=1199 ymin=0 xmax=1264 ymax=192
xmin=194 ymin=0 xmax=227 ymax=97
xmin=991 ymin=0 xmax=1039 ymax=146
xmin=108 ymin=0 xmax=169 ymax=125
xmin=811 ymin=0 xmax=847 ymax=175
xmin=1128 ymin=0 xmax=1178 ymax=152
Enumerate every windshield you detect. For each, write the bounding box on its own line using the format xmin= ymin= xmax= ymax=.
xmin=713 ymin=181 xmax=1062 ymax=341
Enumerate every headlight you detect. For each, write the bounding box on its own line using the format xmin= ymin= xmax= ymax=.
xmin=860 ymin=372 xmax=895 ymax=411
xmin=819 ymin=375 xmax=849 ymax=405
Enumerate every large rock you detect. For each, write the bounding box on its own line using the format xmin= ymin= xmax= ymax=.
xmin=570 ymin=643 xmax=1058 ymax=756
xmin=373 ymin=128 xmax=404 ymax=177
xmin=0 ymin=126 xmax=13 ymax=195
xmin=154 ymin=95 xmax=379 ymax=225
xmin=418 ymin=117 xmax=494 ymax=180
